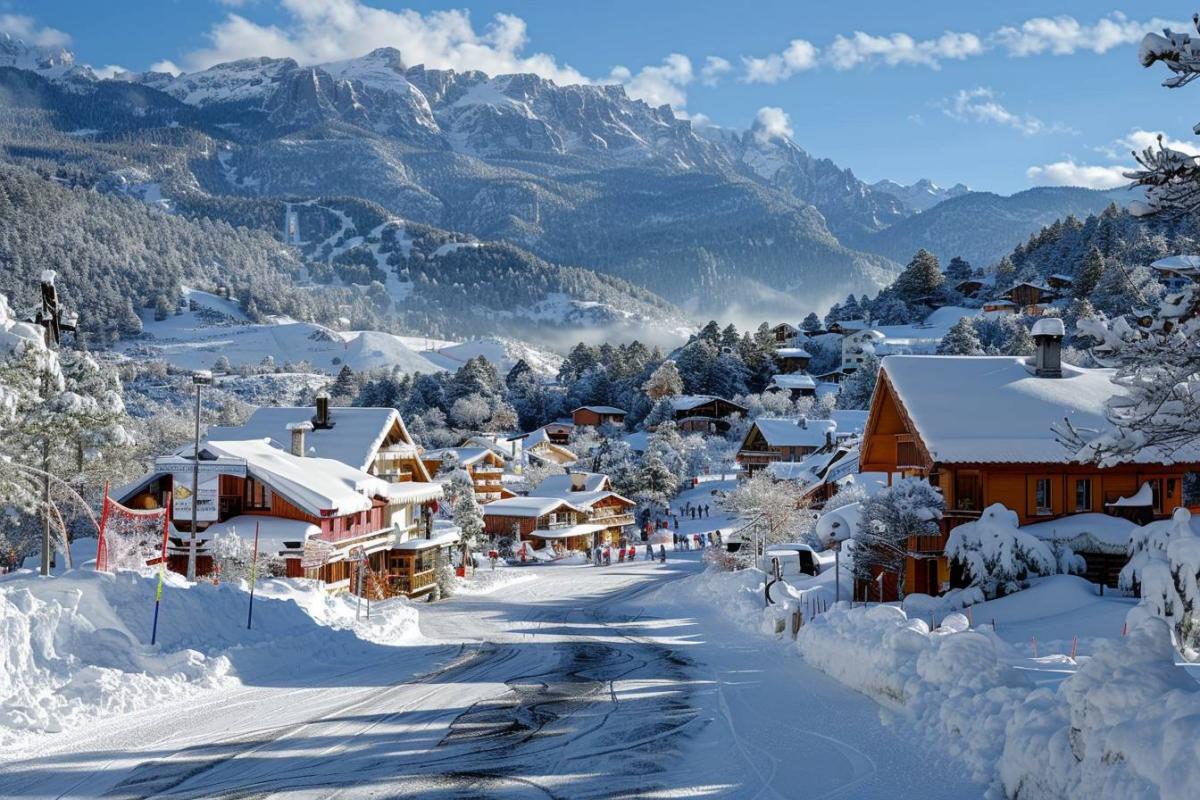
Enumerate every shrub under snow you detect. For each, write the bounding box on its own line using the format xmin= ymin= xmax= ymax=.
xmin=945 ymin=503 xmax=1058 ymax=598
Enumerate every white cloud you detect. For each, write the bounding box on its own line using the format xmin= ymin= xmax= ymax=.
xmin=1112 ymin=128 xmax=1200 ymax=158
xmin=741 ymin=39 xmax=818 ymax=83
xmin=173 ymin=1 xmax=712 ymax=110
xmin=0 ymin=13 xmax=71 ymax=48
xmin=740 ymin=12 xmax=1186 ymax=81
xmin=699 ymin=56 xmax=731 ymax=87
xmin=826 ymin=30 xmax=982 ymax=71
xmin=150 ymin=59 xmax=183 ymax=76
xmin=753 ymin=106 xmax=793 ymax=143
xmin=1025 ymin=161 xmax=1129 ymax=189
xmin=941 ymin=87 xmax=1052 ymax=136
xmin=92 ymin=64 xmax=128 ymax=80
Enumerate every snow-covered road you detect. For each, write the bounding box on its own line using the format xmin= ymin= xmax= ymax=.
xmin=2 ymin=558 xmax=982 ymax=799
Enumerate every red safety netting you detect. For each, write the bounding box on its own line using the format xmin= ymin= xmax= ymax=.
xmin=96 ymin=489 xmax=171 ymax=575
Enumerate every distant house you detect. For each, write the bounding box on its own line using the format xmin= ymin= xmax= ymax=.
xmin=482 ymin=496 xmax=594 ymax=552
xmin=841 ymin=329 xmax=885 ymax=373
xmin=511 ymin=422 xmax=573 ymax=447
xmin=572 ymin=405 xmax=627 ymax=428
xmin=828 ymin=318 xmax=870 ymax=335
xmin=119 ymin=400 xmax=452 ymax=598
xmin=420 ymin=447 xmax=515 ymax=504
xmin=736 ymin=417 xmax=836 ymax=476
xmin=775 ymin=347 xmax=811 ymax=374
xmin=516 ymin=427 xmax=579 ymax=468
xmin=531 ymin=471 xmax=636 ymax=548
xmin=1150 ymin=255 xmax=1200 ymax=293
xmin=669 ymin=395 xmax=749 ymax=434
xmin=1001 ymin=281 xmax=1058 ymax=313
xmin=954 ymin=278 xmax=989 ymax=298
xmin=1046 ymin=273 xmax=1074 ymax=292
xmin=771 ymin=322 xmax=800 ymax=344
xmin=767 ymin=444 xmax=862 ymax=507
xmin=858 ymin=323 xmax=1200 ymax=598
xmin=766 ymin=373 xmax=817 ymax=399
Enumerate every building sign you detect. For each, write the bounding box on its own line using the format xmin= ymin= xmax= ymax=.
xmin=154 ymin=456 xmax=247 ymax=523
xmin=301 ymin=539 xmax=335 ymax=570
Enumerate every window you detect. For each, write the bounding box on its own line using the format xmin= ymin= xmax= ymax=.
xmin=1035 ymin=479 xmax=1052 ymax=514
xmin=1074 ymin=479 xmax=1092 ymax=512
xmin=245 ymin=478 xmax=271 ymax=510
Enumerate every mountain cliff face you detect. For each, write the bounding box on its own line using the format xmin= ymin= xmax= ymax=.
xmin=870 ymin=179 xmax=971 ymax=214
xmin=0 ymin=37 xmax=1117 ymax=321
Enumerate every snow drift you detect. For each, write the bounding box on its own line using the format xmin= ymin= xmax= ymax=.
xmin=0 ymin=567 xmax=420 ymax=746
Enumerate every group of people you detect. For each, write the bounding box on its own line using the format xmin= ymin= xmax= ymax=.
xmin=592 ymin=542 xmax=667 ymax=566
xmin=679 ymin=502 xmax=711 ymax=520
xmin=673 ymin=530 xmax=720 ymax=551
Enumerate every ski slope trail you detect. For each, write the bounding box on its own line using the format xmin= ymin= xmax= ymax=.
xmin=1 ymin=558 xmax=982 ymax=798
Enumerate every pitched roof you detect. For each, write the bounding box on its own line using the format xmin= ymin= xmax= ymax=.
xmin=202 ymin=439 xmax=387 ymax=516
xmin=205 ymin=406 xmax=410 ymax=473
xmin=422 ymin=446 xmax=495 ymax=467
xmin=769 ymin=374 xmax=817 ymax=390
xmin=880 ymin=355 xmax=1198 ymax=464
xmin=751 ymin=418 xmax=836 ymax=448
xmin=534 ymin=472 xmax=611 ymax=494
xmin=481 ymin=496 xmax=583 ymax=517
xmin=671 ymin=394 xmax=748 ymax=413
xmin=776 ymin=347 xmax=811 ymax=358
xmin=573 ymin=405 xmax=627 ymax=415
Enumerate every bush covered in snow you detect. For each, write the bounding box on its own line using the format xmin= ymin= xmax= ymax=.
xmin=853 ymin=478 xmax=943 ymax=594
xmin=945 ymin=503 xmax=1058 ymax=598
xmin=1121 ymin=507 xmax=1200 ymax=655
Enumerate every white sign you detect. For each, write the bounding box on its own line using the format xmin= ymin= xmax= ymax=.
xmin=301 ymin=539 xmax=335 ymax=569
xmin=172 ymin=473 xmax=220 ymax=521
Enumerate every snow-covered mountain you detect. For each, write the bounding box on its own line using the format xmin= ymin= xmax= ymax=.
xmin=870 ymin=179 xmax=972 ymax=214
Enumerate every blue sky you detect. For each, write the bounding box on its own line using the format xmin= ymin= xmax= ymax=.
xmin=3 ymin=0 xmax=1196 ymax=193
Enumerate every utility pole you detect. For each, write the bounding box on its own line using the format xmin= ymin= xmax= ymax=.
xmin=186 ymin=370 xmax=212 ymax=580
xmin=31 ymin=270 xmax=76 ymax=576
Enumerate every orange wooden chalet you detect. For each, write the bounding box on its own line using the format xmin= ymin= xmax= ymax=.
xmin=858 ymin=321 xmax=1200 ymax=598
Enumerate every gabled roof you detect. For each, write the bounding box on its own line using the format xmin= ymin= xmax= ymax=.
xmin=534 ymin=472 xmax=611 ymax=494
xmin=750 ymin=418 xmax=836 ymax=448
xmin=671 ymin=394 xmax=748 ymax=413
xmin=878 ymin=355 xmax=1199 ymax=464
xmin=422 ymin=446 xmax=497 ymax=468
xmin=203 ymin=439 xmax=387 ymax=516
xmin=573 ymin=405 xmax=627 ymax=415
xmin=205 ymin=406 xmax=418 ymax=475
xmin=1151 ymin=255 xmax=1200 ymax=274
xmin=481 ymin=496 xmax=583 ymax=517
xmin=776 ymin=347 xmax=811 ymax=358
xmin=769 ymin=374 xmax=817 ymax=391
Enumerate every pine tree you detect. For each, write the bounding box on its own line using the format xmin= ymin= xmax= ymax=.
xmin=330 ymin=364 xmax=357 ymax=400
xmin=937 ymin=318 xmax=984 ymax=356
xmin=836 ymin=353 xmax=879 ymax=410
xmin=643 ymin=360 xmax=683 ymax=400
xmin=1075 ymin=247 xmax=1105 ymax=299
xmin=945 ymin=256 xmax=973 ymax=284
xmin=451 ymin=471 xmax=484 ymax=576
xmin=1003 ymin=322 xmax=1035 ymax=356
xmin=892 ymin=249 xmax=944 ymax=303
xmin=801 ymin=312 xmax=822 ymax=333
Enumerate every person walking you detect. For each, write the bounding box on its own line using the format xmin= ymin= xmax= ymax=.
xmin=672 ymin=532 xmax=679 ymax=550
xmin=659 ymin=544 xmax=666 ymax=563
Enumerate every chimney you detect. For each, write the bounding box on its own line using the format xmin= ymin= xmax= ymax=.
xmin=313 ymin=392 xmax=333 ymax=429
xmin=1030 ymin=317 xmax=1065 ymax=378
xmin=569 ymin=471 xmax=587 ymax=492
xmin=288 ymin=421 xmax=313 ymax=457
xmin=798 ymin=415 xmax=808 ymax=429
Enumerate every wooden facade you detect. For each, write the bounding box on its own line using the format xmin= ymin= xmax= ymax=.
xmin=572 ymin=407 xmax=627 ymax=428
xmin=859 ymin=369 xmax=1199 ymax=598
xmin=736 ymin=423 xmax=828 ymax=476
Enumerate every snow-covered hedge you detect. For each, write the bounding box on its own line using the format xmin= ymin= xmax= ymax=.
xmin=797 ymin=601 xmax=1200 ymax=797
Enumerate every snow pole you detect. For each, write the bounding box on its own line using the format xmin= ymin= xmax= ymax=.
xmin=247 ymin=521 xmax=260 ymax=630
xmin=1121 ymin=622 xmax=1128 ymax=637
xmin=1031 ymin=635 xmax=1038 ymax=658
xmin=1070 ymin=635 xmax=1078 ymax=660
xmin=96 ymin=482 xmax=111 ymax=572
xmin=150 ymin=493 xmax=172 ymax=646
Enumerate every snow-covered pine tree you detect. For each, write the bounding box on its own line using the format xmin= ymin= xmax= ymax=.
xmin=643 ymin=360 xmax=683 ymax=401
xmin=937 ymin=317 xmax=984 ymax=356
xmin=891 ymin=249 xmax=944 ymax=304
xmin=945 ymin=503 xmax=1058 ymax=598
xmin=852 ymin=477 xmax=944 ymax=598
xmin=801 ymin=312 xmax=822 ymax=333
xmin=836 ymin=352 xmax=880 ymax=410
xmin=1075 ymin=247 xmax=1105 ymax=298
xmin=450 ymin=471 xmax=484 ymax=576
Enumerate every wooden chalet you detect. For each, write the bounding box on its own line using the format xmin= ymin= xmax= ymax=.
xmin=981 ymin=298 xmax=1018 ymax=314
xmin=954 ymin=278 xmax=988 ymax=298
xmin=421 ymin=446 xmax=515 ymax=504
xmin=771 ymin=322 xmax=800 ymax=344
xmin=572 ymin=405 xmax=627 ymax=428
xmin=775 ymin=347 xmax=811 ymax=374
xmin=765 ymin=373 xmax=817 ymax=399
xmin=482 ymin=496 xmax=594 ymax=552
xmin=515 ymin=427 xmax=578 ymax=468
xmin=858 ymin=324 xmax=1200 ymax=598
xmin=530 ymin=471 xmax=636 ymax=548
xmin=121 ymin=400 xmax=455 ymax=598
xmin=737 ymin=418 xmax=835 ymax=476
xmin=1001 ymin=281 xmax=1058 ymax=314
xmin=668 ymin=395 xmax=749 ymax=434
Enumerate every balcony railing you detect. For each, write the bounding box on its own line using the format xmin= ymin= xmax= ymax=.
xmin=395 ymin=569 xmax=435 ymax=595
xmin=589 ymin=513 xmax=634 ymax=526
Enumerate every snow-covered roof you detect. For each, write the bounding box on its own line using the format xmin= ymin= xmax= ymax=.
xmin=482 ymin=496 xmax=583 ymax=517
xmin=526 ymin=522 xmax=608 ymax=539
xmin=831 ymin=410 xmax=869 ymax=435
xmin=1047 ymin=273 xmax=1075 ymax=283
xmin=671 ymin=394 xmax=747 ymax=412
xmin=573 ymin=405 xmax=626 ymax=415
xmin=881 ymin=355 xmax=1198 ymax=464
xmin=202 ymin=515 xmax=319 ymax=555
xmin=203 ymin=439 xmax=387 ymax=516
xmin=1021 ymin=513 xmax=1134 ymax=554
xmin=387 ymin=481 xmax=444 ymax=504
xmin=422 ymin=447 xmax=494 ymax=467
xmin=776 ymin=347 xmax=811 ymax=358
xmin=391 ymin=524 xmax=461 ymax=550
xmin=1031 ymin=317 xmax=1065 ymax=337
xmin=1151 ymin=254 xmax=1200 ymax=274
xmin=752 ymin=418 xmax=836 ymax=448
xmin=534 ymin=472 xmax=611 ymax=494
xmin=769 ymin=374 xmax=817 ymax=390
xmin=206 ymin=406 xmax=407 ymax=472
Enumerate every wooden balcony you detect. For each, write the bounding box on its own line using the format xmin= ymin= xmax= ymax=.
xmin=395 ymin=569 xmax=436 ymax=595
xmin=590 ymin=513 xmax=634 ymax=527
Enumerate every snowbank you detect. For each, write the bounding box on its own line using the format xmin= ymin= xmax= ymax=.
xmin=453 ymin=565 xmax=538 ymax=596
xmin=0 ymin=568 xmax=421 ymax=745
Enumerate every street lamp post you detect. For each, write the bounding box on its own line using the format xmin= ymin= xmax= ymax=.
xmin=186 ymin=370 xmax=213 ymax=581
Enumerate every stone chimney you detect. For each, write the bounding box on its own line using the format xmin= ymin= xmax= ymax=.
xmin=287 ymin=421 xmax=313 ymax=457
xmin=312 ymin=393 xmax=333 ymax=429
xmin=1030 ymin=317 xmax=1065 ymax=378
xmin=569 ymin=471 xmax=587 ymax=492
